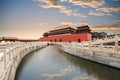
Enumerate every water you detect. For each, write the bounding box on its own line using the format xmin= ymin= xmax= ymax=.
xmin=15 ymin=45 xmax=120 ymax=80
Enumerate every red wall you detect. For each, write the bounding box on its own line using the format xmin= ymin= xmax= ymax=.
xmin=40 ymin=33 xmax=91 ymax=42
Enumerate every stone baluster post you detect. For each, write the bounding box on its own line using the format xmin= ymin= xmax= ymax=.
xmin=76 ymin=42 xmax=78 ymax=52
xmin=100 ymin=43 xmax=103 ymax=52
xmin=0 ymin=44 xmax=6 ymax=69
xmin=81 ymin=42 xmax=83 ymax=52
xmin=4 ymin=47 xmax=7 ymax=69
xmin=7 ymin=42 xmax=11 ymax=61
xmin=89 ymin=41 xmax=91 ymax=50
xmin=114 ymin=33 xmax=118 ymax=53
xmin=115 ymin=41 xmax=118 ymax=53
xmin=75 ymin=42 xmax=77 ymax=54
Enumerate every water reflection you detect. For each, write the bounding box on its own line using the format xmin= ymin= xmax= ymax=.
xmin=15 ymin=45 xmax=120 ymax=80
xmin=58 ymin=47 xmax=120 ymax=80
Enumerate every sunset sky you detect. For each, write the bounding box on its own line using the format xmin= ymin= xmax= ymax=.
xmin=0 ymin=0 xmax=120 ymax=39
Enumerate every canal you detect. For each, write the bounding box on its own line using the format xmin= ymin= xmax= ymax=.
xmin=15 ymin=45 xmax=120 ymax=80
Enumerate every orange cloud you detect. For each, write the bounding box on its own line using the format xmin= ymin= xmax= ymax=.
xmin=90 ymin=24 xmax=120 ymax=30
xmin=61 ymin=22 xmax=73 ymax=25
xmin=60 ymin=0 xmax=105 ymax=8
xmin=61 ymin=22 xmax=88 ymax=26
xmin=40 ymin=0 xmax=63 ymax=8
xmin=36 ymin=0 xmax=72 ymax=16
xmin=34 ymin=0 xmax=87 ymax=18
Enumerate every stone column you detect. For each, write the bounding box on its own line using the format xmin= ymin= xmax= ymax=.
xmin=114 ymin=33 xmax=118 ymax=53
xmin=4 ymin=48 xmax=7 ymax=69
xmin=115 ymin=41 xmax=118 ymax=53
xmin=100 ymin=43 xmax=103 ymax=52
xmin=89 ymin=41 xmax=91 ymax=50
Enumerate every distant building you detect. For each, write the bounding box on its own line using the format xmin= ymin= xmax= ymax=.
xmin=18 ymin=39 xmax=39 ymax=42
xmin=91 ymin=32 xmax=107 ymax=40
xmin=40 ymin=25 xmax=92 ymax=42
xmin=2 ymin=37 xmax=18 ymax=42
xmin=1 ymin=36 xmax=39 ymax=42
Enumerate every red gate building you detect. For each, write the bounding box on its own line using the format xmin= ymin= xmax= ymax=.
xmin=40 ymin=25 xmax=91 ymax=42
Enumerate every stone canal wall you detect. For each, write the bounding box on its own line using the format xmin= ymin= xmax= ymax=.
xmin=56 ymin=42 xmax=120 ymax=69
xmin=0 ymin=42 xmax=47 ymax=80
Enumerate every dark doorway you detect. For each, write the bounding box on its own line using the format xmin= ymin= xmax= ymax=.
xmin=78 ymin=39 xmax=81 ymax=43
xmin=55 ymin=39 xmax=57 ymax=42
xmin=60 ymin=39 xmax=62 ymax=42
xmin=50 ymin=40 xmax=52 ymax=42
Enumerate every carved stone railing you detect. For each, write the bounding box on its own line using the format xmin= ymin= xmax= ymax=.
xmin=0 ymin=41 xmax=47 ymax=80
xmin=53 ymin=34 xmax=120 ymax=68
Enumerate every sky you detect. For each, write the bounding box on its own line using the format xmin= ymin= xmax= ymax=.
xmin=0 ymin=0 xmax=120 ymax=39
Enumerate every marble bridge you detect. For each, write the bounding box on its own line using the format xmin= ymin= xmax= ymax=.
xmin=0 ymin=34 xmax=120 ymax=80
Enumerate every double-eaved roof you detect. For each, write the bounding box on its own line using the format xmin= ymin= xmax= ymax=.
xmin=43 ymin=25 xmax=91 ymax=37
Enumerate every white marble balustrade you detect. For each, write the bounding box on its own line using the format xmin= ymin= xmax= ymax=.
xmin=0 ymin=41 xmax=47 ymax=80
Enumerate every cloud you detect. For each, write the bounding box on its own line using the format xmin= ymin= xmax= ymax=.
xmin=73 ymin=13 xmax=87 ymax=18
xmin=89 ymin=10 xmax=104 ymax=16
xmin=61 ymin=22 xmax=73 ymax=25
xmin=72 ymin=76 xmax=98 ymax=80
xmin=111 ymin=0 xmax=119 ymax=1
xmin=72 ymin=9 xmax=87 ymax=18
xmin=61 ymin=22 xmax=88 ymax=26
xmin=60 ymin=7 xmax=73 ymax=16
xmin=36 ymin=22 xmax=50 ymax=26
xmin=60 ymin=0 xmax=105 ymax=8
xmin=90 ymin=24 xmax=120 ymax=30
xmin=34 ymin=0 xmax=87 ymax=18
xmin=40 ymin=0 xmax=63 ymax=9
xmin=116 ymin=20 xmax=120 ymax=23
xmin=35 ymin=0 xmax=72 ymax=16
xmin=89 ymin=6 xmax=120 ymax=16
xmin=36 ymin=22 xmax=49 ymax=26
xmin=42 ymin=73 xmax=64 ymax=80
xmin=96 ymin=6 xmax=120 ymax=13
xmin=42 ymin=67 xmax=72 ymax=80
